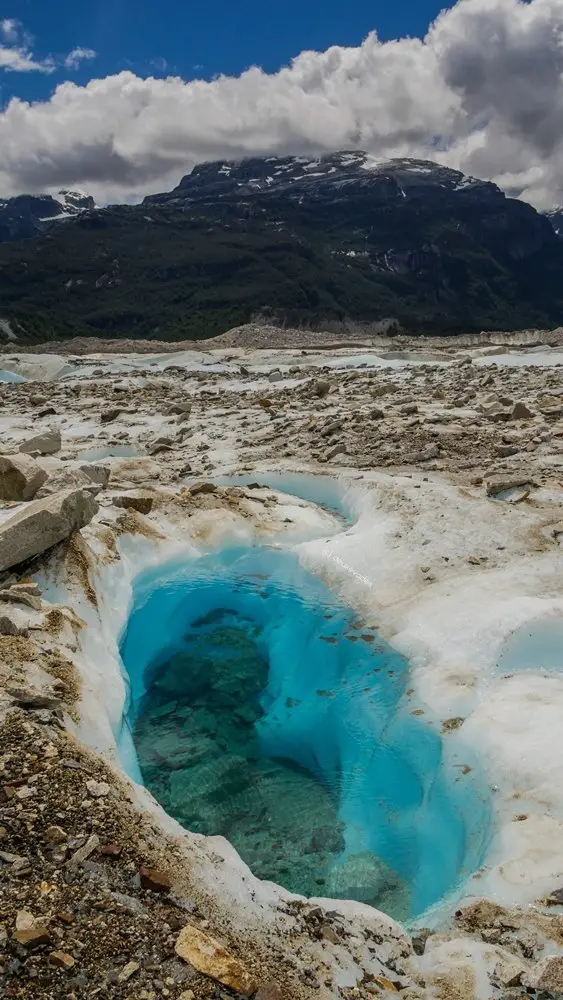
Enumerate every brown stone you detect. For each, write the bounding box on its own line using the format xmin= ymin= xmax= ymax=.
xmin=100 ymin=843 xmax=123 ymax=857
xmin=139 ymin=865 xmax=171 ymax=893
xmin=112 ymin=492 xmax=155 ymax=515
xmin=175 ymin=924 xmax=257 ymax=996
xmin=527 ymin=955 xmax=563 ymax=993
xmin=188 ymin=482 xmax=218 ymax=496
xmin=49 ymin=950 xmax=75 ymax=970
xmin=371 ymin=975 xmax=399 ymax=992
xmin=511 ymin=401 xmax=534 ymax=419
xmin=14 ymin=925 xmax=51 ymax=947
xmin=256 ymin=985 xmax=284 ymax=1000
xmin=45 ymin=825 xmax=67 ymax=844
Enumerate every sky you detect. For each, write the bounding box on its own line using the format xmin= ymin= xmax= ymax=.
xmin=0 ymin=0 xmax=563 ymax=208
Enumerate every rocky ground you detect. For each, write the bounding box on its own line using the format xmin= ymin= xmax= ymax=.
xmin=1 ymin=344 xmax=563 ymax=998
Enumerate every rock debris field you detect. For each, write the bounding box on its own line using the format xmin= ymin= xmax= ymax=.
xmin=1 ymin=340 xmax=563 ymax=999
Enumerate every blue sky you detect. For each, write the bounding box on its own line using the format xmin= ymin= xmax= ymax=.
xmin=2 ymin=0 xmax=453 ymax=104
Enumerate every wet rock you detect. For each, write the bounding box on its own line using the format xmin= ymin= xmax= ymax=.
xmin=0 ymin=487 xmax=98 ymax=572
xmin=139 ymin=865 xmax=172 ymax=893
xmin=20 ymin=428 xmax=61 ymax=456
xmin=175 ymin=924 xmax=257 ymax=996
xmin=0 ymin=453 xmax=48 ymax=501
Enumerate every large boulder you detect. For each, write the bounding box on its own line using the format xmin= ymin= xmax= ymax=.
xmin=0 ymin=454 xmax=48 ymax=501
xmin=20 ymin=428 xmax=61 ymax=456
xmin=0 ymin=488 xmax=98 ymax=572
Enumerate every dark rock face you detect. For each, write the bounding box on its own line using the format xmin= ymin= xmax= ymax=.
xmin=1 ymin=152 xmax=562 ymax=340
xmin=0 ymin=190 xmax=95 ymax=243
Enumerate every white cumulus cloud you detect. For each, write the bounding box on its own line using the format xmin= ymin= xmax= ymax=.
xmin=64 ymin=47 xmax=97 ymax=70
xmin=1 ymin=0 xmax=563 ymax=208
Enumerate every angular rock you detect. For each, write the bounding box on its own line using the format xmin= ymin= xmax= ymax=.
xmin=0 ymin=453 xmax=48 ymax=501
xmin=13 ymin=924 xmax=51 ymax=947
xmin=139 ymin=865 xmax=171 ymax=893
xmin=0 ymin=488 xmax=98 ymax=572
xmin=118 ymin=960 xmax=139 ymax=982
xmin=49 ymin=950 xmax=75 ymax=970
xmin=188 ymin=482 xmax=217 ymax=496
xmin=312 ymin=379 xmax=331 ymax=398
xmin=112 ymin=491 xmax=155 ymax=514
xmin=68 ymin=833 xmax=99 ymax=865
xmin=0 ymin=612 xmax=26 ymax=636
xmin=100 ymin=408 xmax=121 ymax=423
xmin=175 ymin=924 xmax=257 ymax=996
xmin=6 ymin=686 xmax=61 ymax=710
xmin=78 ymin=463 xmax=110 ymax=487
xmin=20 ymin=428 xmax=61 ymax=456
xmin=485 ymin=474 xmax=535 ymax=497
xmin=510 ymin=401 xmax=534 ymax=419
xmin=256 ymin=985 xmax=285 ymax=1000
xmin=525 ymin=955 xmax=563 ymax=992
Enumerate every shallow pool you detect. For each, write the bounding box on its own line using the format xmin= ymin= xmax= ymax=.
xmin=0 ymin=369 xmax=25 ymax=383
xmin=79 ymin=444 xmax=144 ymax=462
xmin=119 ymin=545 xmax=490 ymax=920
xmin=497 ymin=617 xmax=563 ymax=675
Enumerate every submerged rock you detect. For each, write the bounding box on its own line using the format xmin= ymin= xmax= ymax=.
xmin=0 ymin=453 xmax=48 ymax=501
xmin=0 ymin=488 xmax=98 ymax=572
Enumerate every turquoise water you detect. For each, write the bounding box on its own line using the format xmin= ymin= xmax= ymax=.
xmin=120 ymin=545 xmax=490 ymax=919
xmin=0 ymin=369 xmax=25 ymax=383
xmin=497 ymin=618 xmax=563 ymax=675
xmin=79 ymin=444 xmax=144 ymax=462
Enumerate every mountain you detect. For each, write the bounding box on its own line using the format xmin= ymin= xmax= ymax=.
xmin=545 ymin=209 xmax=563 ymax=237
xmin=0 ymin=190 xmax=96 ymax=244
xmin=0 ymin=151 xmax=562 ymax=344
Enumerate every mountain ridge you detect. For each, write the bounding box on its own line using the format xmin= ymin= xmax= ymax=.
xmin=0 ymin=151 xmax=562 ymax=343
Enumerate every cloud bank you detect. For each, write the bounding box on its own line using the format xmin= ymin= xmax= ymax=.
xmin=1 ymin=0 xmax=563 ymax=208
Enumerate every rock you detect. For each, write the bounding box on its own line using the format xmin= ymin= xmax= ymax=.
xmin=85 ymin=779 xmax=110 ymax=798
xmin=20 ymin=428 xmax=61 ymax=456
xmin=321 ymin=418 xmax=344 ymax=437
xmin=325 ymin=443 xmax=347 ymax=460
xmin=371 ymin=975 xmax=399 ymax=991
xmin=100 ymin=843 xmax=123 ymax=857
xmin=188 ymin=482 xmax=217 ymax=496
xmin=268 ymin=370 xmax=283 ymax=382
xmin=6 ymin=686 xmax=61 ymax=710
xmin=13 ymin=925 xmax=51 ymax=947
xmin=68 ymin=833 xmax=99 ymax=865
xmin=139 ymin=865 xmax=172 ymax=893
xmin=49 ymin=951 xmax=75 ymax=970
xmin=0 ymin=613 xmax=25 ymax=636
xmin=495 ymin=958 xmax=526 ymax=988
xmin=510 ymin=401 xmax=534 ymax=419
xmin=370 ymin=407 xmax=385 ymax=419
xmin=100 ymin=408 xmax=121 ymax=423
xmin=312 ymin=380 xmax=331 ymax=398
xmin=118 ymin=961 xmax=140 ymax=982
xmin=112 ymin=491 xmax=155 ymax=514
xmin=175 ymin=924 xmax=257 ymax=996
xmin=525 ymin=955 xmax=563 ymax=992
xmin=45 ymin=825 xmax=67 ymax=844
xmin=485 ymin=474 xmax=535 ymax=497
xmin=78 ymin=463 xmax=110 ymax=487
xmin=0 ymin=588 xmax=42 ymax=610
xmin=0 ymin=488 xmax=98 ymax=573
xmin=0 ymin=453 xmax=48 ymax=501
xmin=256 ymin=985 xmax=285 ymax=1000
